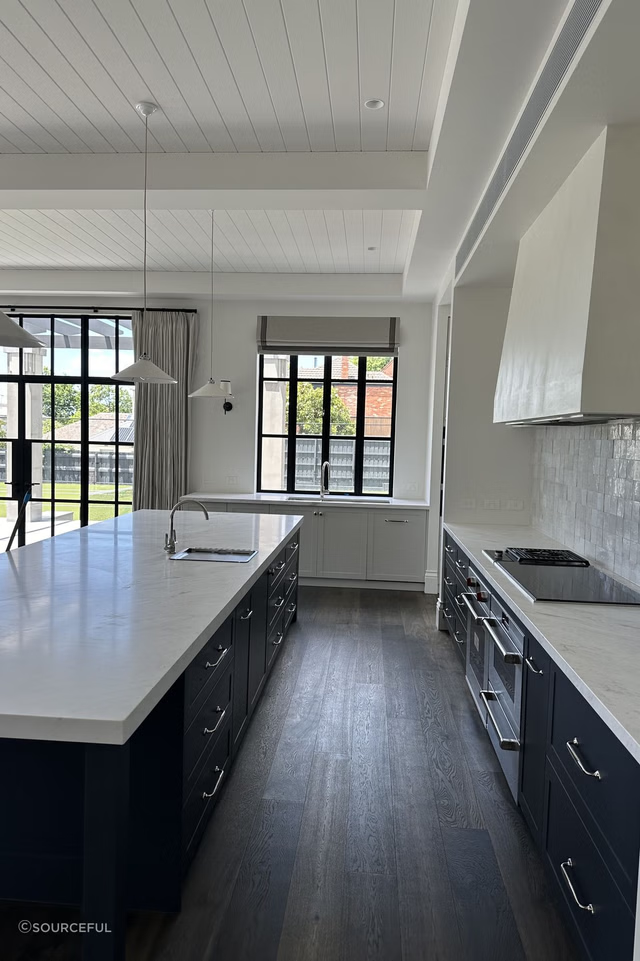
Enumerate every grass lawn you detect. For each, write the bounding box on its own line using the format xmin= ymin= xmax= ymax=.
xmin=0 ymin=483 xmax=133 ymax=521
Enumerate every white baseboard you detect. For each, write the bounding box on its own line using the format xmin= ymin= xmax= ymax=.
xmin=298 ymin=577 xmax=425 ymax=592
xmin=424 ymin=570 xmax=439 ymax=595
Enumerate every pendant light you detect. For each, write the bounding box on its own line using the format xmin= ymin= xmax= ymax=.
xmin=112 ymin=102 xmax=176 ymax=385
xmin=0 ymin=311 xmax=44 ymax=349
xmin=189 ymin=210 xmax=233 ymax=409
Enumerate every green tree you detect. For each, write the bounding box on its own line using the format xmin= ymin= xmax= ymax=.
xmin=0 ymin=420 xmax=6 ymax=438
xmin=42 ymin=382 xmax=81 ymax=425
xmin=293 ymin=382 xmax=355 ymax=435
xmin=89 ymin=384 xmax=133 ymax=416
xmin=350 ymin=356 xmax=392 ymax=372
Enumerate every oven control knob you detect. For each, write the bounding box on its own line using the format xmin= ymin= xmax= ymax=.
xmin=495 ymin=550 xmax=504 ymax=559
xmin=467 ymin=577 xmax=477 ymax=588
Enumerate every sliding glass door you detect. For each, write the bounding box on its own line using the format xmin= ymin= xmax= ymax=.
xmin=0 ymin=313 xmax=135 ymax=551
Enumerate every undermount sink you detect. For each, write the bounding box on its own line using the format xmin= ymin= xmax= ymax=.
xmin=170 ymin=547 xmax=257 ymax=563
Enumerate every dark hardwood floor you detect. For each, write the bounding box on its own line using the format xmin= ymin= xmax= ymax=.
xmin=1 ymin=588 xmax=578 ymax=961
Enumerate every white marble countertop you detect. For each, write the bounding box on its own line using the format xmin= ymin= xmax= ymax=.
xmin=0 ymin=509 xmax=302 ymax=745
xmin=183 ymin=491 xmax=429 ymax=510
xmin=445 ymin=522 xmax=640 ymax=764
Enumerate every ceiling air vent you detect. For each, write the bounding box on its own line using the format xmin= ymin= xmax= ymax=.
xmin=455 ymin=0 xmax=604 ymax=277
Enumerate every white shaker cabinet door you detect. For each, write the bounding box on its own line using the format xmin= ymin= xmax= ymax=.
xmin=269 ymin=506 xmax=318 ymax=577
xmin=367 ymin=510 xmax=427 ymax=582
xmin=316 ymin=509 xmax=368 ymax=579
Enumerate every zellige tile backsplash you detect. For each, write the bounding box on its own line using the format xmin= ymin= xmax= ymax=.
xmin=532 ymin=422 xmax=640 ymax=586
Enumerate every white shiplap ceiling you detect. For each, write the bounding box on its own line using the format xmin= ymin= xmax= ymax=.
xmin=0 ymin=0 xmax=456 ymax=154
xmin=0 ymin=209 xmax=420 ymax=272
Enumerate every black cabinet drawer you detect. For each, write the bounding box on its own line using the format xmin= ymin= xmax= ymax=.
xmin=285 ymin=536 xmax=300 ymax=564
xmin=549 ymin=667 xmax=640 ymax=896
xmin=283 ymin=591 xmax=297 ymax=631
xmin=268 ymin=585 xmax=287 ymax=627
xmin=267 ymin=549 xmax=287 ymax=596
xmin=184 ymin=662 xmax=233 ymax=789
xmin=544 ymin=760 xmax=635 ymax=961
xmin=267 ymin=611 xmax=284 ymax=669
xmin=519 ymin=634 xmax=550 ymax=845
xmin=184 ymin=617 xmax=233 ymax=727
xmin=443 ymin=532 xmax=458 ymax=563
xmin=283 ymin=566 xmax=298 ymax=599
xmin=183 ymin=716 xmax=231 ymax=863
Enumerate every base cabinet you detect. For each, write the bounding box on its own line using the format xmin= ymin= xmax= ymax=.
xmin=367 ymin=510 xmax=427 ymax=581
xmin=317 ymin=509 xmax=368 ymax=578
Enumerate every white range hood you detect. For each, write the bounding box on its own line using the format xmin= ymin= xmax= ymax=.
xmin=494 ymin=125 xmax=640 ymax=425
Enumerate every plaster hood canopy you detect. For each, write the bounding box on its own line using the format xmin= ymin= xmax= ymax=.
xmin=494 ymin=125 xmax=640 ymax=426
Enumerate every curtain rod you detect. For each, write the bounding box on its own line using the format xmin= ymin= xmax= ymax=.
xmin=0 ymin=305 xmax=198 ymax=314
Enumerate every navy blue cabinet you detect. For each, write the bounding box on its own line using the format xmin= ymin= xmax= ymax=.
xmin=519 ymin=634 xmax=550 ymax=845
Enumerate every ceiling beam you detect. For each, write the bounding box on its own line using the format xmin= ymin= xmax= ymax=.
xmin=0 ymin=151 xmax=427 ymax=211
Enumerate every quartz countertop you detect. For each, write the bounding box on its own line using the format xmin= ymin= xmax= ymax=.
xmin=183 ymin=491 xmax=429 ymax=510
xmin=445 ymin=522 xmax=640 ymax=764
xmin=0 ymin=509 xmax=302 ymax=745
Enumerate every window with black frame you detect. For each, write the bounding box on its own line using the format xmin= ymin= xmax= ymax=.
xmin=257 ymin=353 xmax=397 ymax=496
xmin=0 ymin=313 xmax=135 ymax=550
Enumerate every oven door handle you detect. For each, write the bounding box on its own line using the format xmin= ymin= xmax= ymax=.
xmin=480 ymin=690 xmax=520 ymax=751
xmin=459 ymin=592 xmax=484 ymax=623
xmin=483 ymin=618 xmax=522 ymax=665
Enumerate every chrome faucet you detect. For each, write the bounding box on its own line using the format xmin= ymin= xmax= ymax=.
xmin=320 ymin=460 xmax=330 ymax=500
xmin=164 ymin=499 xmax=209 ymax=553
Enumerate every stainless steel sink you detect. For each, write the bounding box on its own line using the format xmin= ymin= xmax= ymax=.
xmin=285 ymin=495 xmax=390 ymax=504
xmin=170 ymin=547 xmax=257 ymax=563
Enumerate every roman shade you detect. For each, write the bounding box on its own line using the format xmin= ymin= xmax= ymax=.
xmin=257 ymin=315 xmax=399 ymax=355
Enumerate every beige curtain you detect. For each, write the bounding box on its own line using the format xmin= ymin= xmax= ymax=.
xmin=132 ymin=310 xmax=197 ymax=511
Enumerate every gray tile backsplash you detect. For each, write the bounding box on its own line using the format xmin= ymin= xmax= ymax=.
xmin=532 ymin=422 xmax=640 ymax=586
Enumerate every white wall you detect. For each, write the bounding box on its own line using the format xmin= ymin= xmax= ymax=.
xmin=189 ymin=299 xmax=433 ymax=500
xmin=444 ymin=286 xmax=533 ymax=526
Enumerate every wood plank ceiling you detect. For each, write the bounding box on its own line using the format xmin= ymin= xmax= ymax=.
xmin=0 ymin=208 xmax=420 ymax=272
xmin=0 ymin=0 xmax=455 ymax=154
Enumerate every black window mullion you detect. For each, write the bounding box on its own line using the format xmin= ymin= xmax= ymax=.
xmin=321 ymin=356 xmax=331 ymax=481
xmin=115 ymin=383 xmax=120 ymax=514
xmin=286 ymin=355 xmax=298 ymax=492
xmin=80 ymin=316 xmax=89 ymax=528
xmin=354 ymin=357 xmax=367 ymax=496
xmin=388 ymin=357 xmax=398 ymax=497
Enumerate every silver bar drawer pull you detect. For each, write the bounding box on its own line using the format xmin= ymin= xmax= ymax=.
xmin=240 ymin=609 xmax=253 ymax=620
xmin=202 ymin=762 xmax=226 ymax=800
xmin=444 ymin=575 xmax=455 ymax=587
xmin=205 ymin=646 xmax=229 ymax=670
xmin=525 ymin=657 xmax=544 ymax=675
xmin=289 ymin=541 xmax=299 ymax=553
xmin=566 ymin=738 xmax=602 ymax=780
xmin=444 ymin=545 xmax=455 ymax=554
xmin=272 ymin=632 xmax=284 ymax=646
xmin=274 ymin=596 xmax=285 ymax=608
xmin=484 ymin=618 xmax=521 ymax=664
xmin=560 ymin=859 xmax=595 ymax=913
xmin=460 ymin=592 xmax=483 ymax=622
xmin=203 ymin=706 xmax=227 ymax=736
xmin=455 ymin=559 xmax=466 ymax=569
xmin=479 ymin=690 xmax=520 ymax=751
xmin=385 ymin=518 xmax=409 ymax=523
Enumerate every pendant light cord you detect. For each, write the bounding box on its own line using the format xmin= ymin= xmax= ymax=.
xmin=143 ymin=113 xmax=149 ymax=320
xmin=210 ymin=210 xmax=215 ymax=379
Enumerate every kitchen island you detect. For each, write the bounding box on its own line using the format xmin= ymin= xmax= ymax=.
xmin=0 ymin=509 xmax=302 ymax=960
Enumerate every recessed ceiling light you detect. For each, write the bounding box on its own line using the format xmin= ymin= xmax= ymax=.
xmin=367 ymin=246 xmax=377 ymax=251
xmin=364 ymin=99 xmax=385 ymax=110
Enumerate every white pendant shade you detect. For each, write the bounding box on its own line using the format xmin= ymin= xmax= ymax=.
xmin=0 ymin=310 xmax=45 ymax=348
xmin=189 ymin=377 xmax=233 ymax=399
xmin=112 ymin=353 xmax=177 ymax=384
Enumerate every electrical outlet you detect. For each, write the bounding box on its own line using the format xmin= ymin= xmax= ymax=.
xmin=460 ymin=498 xmax=476 ymax=510
xmin=226 ymin=475 xmax=238 ymax=487
xmin=506 ymin=499 xmax=524 ymax=511
xmin=483 ymin=498 xmax=501 ymax=510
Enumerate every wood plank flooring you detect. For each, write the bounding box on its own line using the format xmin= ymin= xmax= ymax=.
xmin=1 ymin=588 xmax=578 ymax=961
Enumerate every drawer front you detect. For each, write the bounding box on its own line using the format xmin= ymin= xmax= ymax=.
xmin=443 ymin=532 xmax=458 ymax=563
xmin=267 ymin=611 xmax=284 ymax=669
xmin=545 ymin=760 xmax=635 ymax=961
xmin=183 ymin=717 xmax=231 ymax=861
xmin=184 ymin=662 xmax=233 ymax=788
xmin=452 ymin=551 xmax=470 ymax=584
xmin=267 ymin=549 xmax=287 ymax=596
xmin=519 ymin=634 xmax=551 ymax=844
xmin=283 ymin=565 xmax=298 ymax=599
xmin=285 ymin=535 xmax=300 ymax=564
xmin=549 ymin=667 xmax=640 ymax=894
xmin=442 ymin=562 xmax=457 ymax=595
xmin=283 ymin=592 xmax=297 ymax=632
xmin=184 ymin=617 xmax=233 ymax=727
xmin=268 ymin=586 xmax=287 ymax=627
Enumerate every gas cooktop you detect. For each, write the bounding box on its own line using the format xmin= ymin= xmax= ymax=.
xmin=482 ymin=547 xmax=640 ymax=604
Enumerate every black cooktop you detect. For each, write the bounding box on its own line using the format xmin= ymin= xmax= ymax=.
xmin=482 ymin=547 xmax=640 ymax=603
xmin=493 ymin=556 xmax=640 ymax=604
